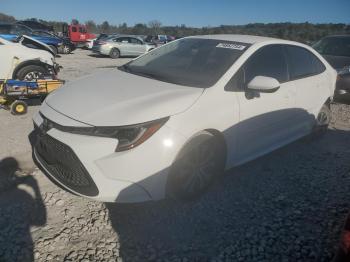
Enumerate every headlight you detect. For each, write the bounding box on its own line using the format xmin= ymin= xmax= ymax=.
xmin=58 ymin=42 xmax=63 ymax=46
xmin=61 ymin=117 xmax=169 ymax=152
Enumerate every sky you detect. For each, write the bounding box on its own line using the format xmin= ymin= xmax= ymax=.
xmin=1 ymin=0 xmax=349 ymax=27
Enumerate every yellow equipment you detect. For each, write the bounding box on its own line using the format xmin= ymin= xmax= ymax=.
xmin=0 ymin=79 xmax=65 ymax=115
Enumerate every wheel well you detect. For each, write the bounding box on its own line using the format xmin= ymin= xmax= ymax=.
xmin=12 ymin=60 xmax=50 ymax=79
xmin=204 ymin=129 xmax=227 ymax=165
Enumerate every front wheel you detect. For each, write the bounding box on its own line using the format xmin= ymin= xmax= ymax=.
xmin=62 ymin=45 xmax=71 ymax=54
xmin=166 ymin=131 xmax=225 ymax=200
xmin=15 ymin=65 xmax=48 ymax=80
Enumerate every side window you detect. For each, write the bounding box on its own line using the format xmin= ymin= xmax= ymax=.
xmin=115 ymin=37 xmax=129 ymax=43
xmin=244 ymin=45 xmax=288 ymax=84
xmin=130 ymin=38 xmax=142 ymax=44
xmin=224 ymin=45 xmax=287 ymax=91
xmin=286 ymin=46 xmax=326 ymax=80
xmin=71 ymin=26 xmax=77 ymax=33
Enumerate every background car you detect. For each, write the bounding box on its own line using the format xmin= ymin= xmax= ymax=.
xmin=32 ymin=30 xmax=76 ymax=54
xmin=313 ymin=35 xmax=350 ymax=101
xmin=92 ymin=35 xmax=155 ymax=58
xmin=33 ymin=35 xmax=336 ymax=203
xmin=0 ymin=23 xmax=63 ymax=55
xmin=0 ymin=35 xmax=59 ymax=80
xmin=84 ymin=34 xmax=110 ymax=49
xmin=144 ymin=34 xmax=172 ymax=47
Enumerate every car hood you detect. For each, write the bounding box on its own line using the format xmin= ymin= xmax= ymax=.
xmin=21 ymin=35 xmax=55 ymax=56
xmin=45 ymin=69 xmax=204 ymax=126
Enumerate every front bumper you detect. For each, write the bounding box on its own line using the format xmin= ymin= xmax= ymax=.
xmin=32 ymin=103 xmax=186 ymax=202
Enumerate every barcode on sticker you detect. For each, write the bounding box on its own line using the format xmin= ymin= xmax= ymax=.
xmin=216 ymin=43 xmax=246 ymax=50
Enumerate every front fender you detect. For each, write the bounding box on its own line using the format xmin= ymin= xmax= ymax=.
xmin=12 ymin=59 xmax=56 ymax=79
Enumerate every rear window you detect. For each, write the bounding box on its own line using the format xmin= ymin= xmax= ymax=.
xmin=285 ymin=46 xmax=326 ymax=80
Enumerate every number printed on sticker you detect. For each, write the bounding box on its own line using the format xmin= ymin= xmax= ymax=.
xmin=216 ymin=43 xmax=246 ymax=50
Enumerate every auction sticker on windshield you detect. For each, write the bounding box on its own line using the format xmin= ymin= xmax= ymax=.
xmin=216 ymin=43 xmax=247 ymax=50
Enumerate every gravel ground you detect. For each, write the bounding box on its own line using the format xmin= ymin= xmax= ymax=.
xmin=0 ymin=49 xmax=350 ymax=262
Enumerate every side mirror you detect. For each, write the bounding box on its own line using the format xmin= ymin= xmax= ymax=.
xmin=247 ymin=76 xmax=280 ymax=93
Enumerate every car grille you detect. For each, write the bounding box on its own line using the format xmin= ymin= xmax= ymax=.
xmin=34 ymin=126 xmax=99 ymax=197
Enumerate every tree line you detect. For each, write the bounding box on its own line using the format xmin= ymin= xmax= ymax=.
xmin=1 ymin=12 xmax=349 ymax=43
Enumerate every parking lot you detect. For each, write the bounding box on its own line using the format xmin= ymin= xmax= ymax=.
xmin=1 ymin=49 xmax=350 ymax=261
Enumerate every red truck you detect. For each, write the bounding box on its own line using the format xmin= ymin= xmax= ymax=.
xmin=62 ymin=23 xmax=96 ymax=47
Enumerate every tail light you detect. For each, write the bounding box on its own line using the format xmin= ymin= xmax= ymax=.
xmin=96 ymin=41 xmax=107 ymax=45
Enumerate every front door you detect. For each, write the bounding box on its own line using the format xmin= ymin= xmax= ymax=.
xmin=128 ymin=37 xmax=147 ymax=56
xmin=228 ymin=45 xmax=297 ymax=165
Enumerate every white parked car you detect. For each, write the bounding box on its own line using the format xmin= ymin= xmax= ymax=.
xmin=92 ymin=35 xmax=155 ymax=58
xmin=32 ymin=35 xmax=336 ymax=203
xmin=0 ymin=35 xmax=59 ymax=80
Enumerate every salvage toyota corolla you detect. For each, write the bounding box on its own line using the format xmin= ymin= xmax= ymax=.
xmin=32 ymin=35 xmax=337 ymax=202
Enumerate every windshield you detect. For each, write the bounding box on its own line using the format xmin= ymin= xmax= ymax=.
xmin=120 ymin=38 xmax=249 ymax=88
xmin=313 ymin=37 xmax=350 ymax=57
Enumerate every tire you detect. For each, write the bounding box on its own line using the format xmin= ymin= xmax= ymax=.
xmin=62 ymin=45 xmax=71 ymax=54
xmin=48 ymin=45 xmax=58 ymax=56
xmin=166 ymin=131 xmax=226 ymax=200
xmin=109 ymin=48 xmax=120 ymax=59
xmin=10 ymin=100 xmax=28 ymax=115
xmin=15 ymin=65 xmax=48 ymax=81
xmin=313 ymin=103 xmax=331 ymax=135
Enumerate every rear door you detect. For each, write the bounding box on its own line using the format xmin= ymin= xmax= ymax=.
xmin=227 ymin=45 xmax=297 ymax=165
xmin=114 ymin=37 xmax=132 ymax=56
xmin=285 ymin=45 xmax=329 ymax=131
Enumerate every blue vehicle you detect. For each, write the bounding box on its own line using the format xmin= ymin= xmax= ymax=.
xmin=0 ymin=23 xmax=62 ymax=55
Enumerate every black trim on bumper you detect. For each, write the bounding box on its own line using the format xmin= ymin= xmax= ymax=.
xmin=33 ymin=126 xmax=99 ymax=197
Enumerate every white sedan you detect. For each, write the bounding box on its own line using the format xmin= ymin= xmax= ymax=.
xmin=32 ymin=35 xmax=336 ymax=202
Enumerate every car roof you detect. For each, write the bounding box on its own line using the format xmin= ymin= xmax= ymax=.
xmin=108 ymin=34 xmax=144 ymax=41
xmin=190 ymin=34 xmax=286 ymax=44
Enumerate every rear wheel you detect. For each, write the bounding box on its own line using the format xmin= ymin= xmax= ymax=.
xmin=16 ymin=65 xmax=48 ymax=81
xmin=10 ymin=100 xmax=28 ymax=115
xmin=166 ymin=131 xmax=225 ymax=200
xmin=109 ymin=48 xmax=120 ymax=59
